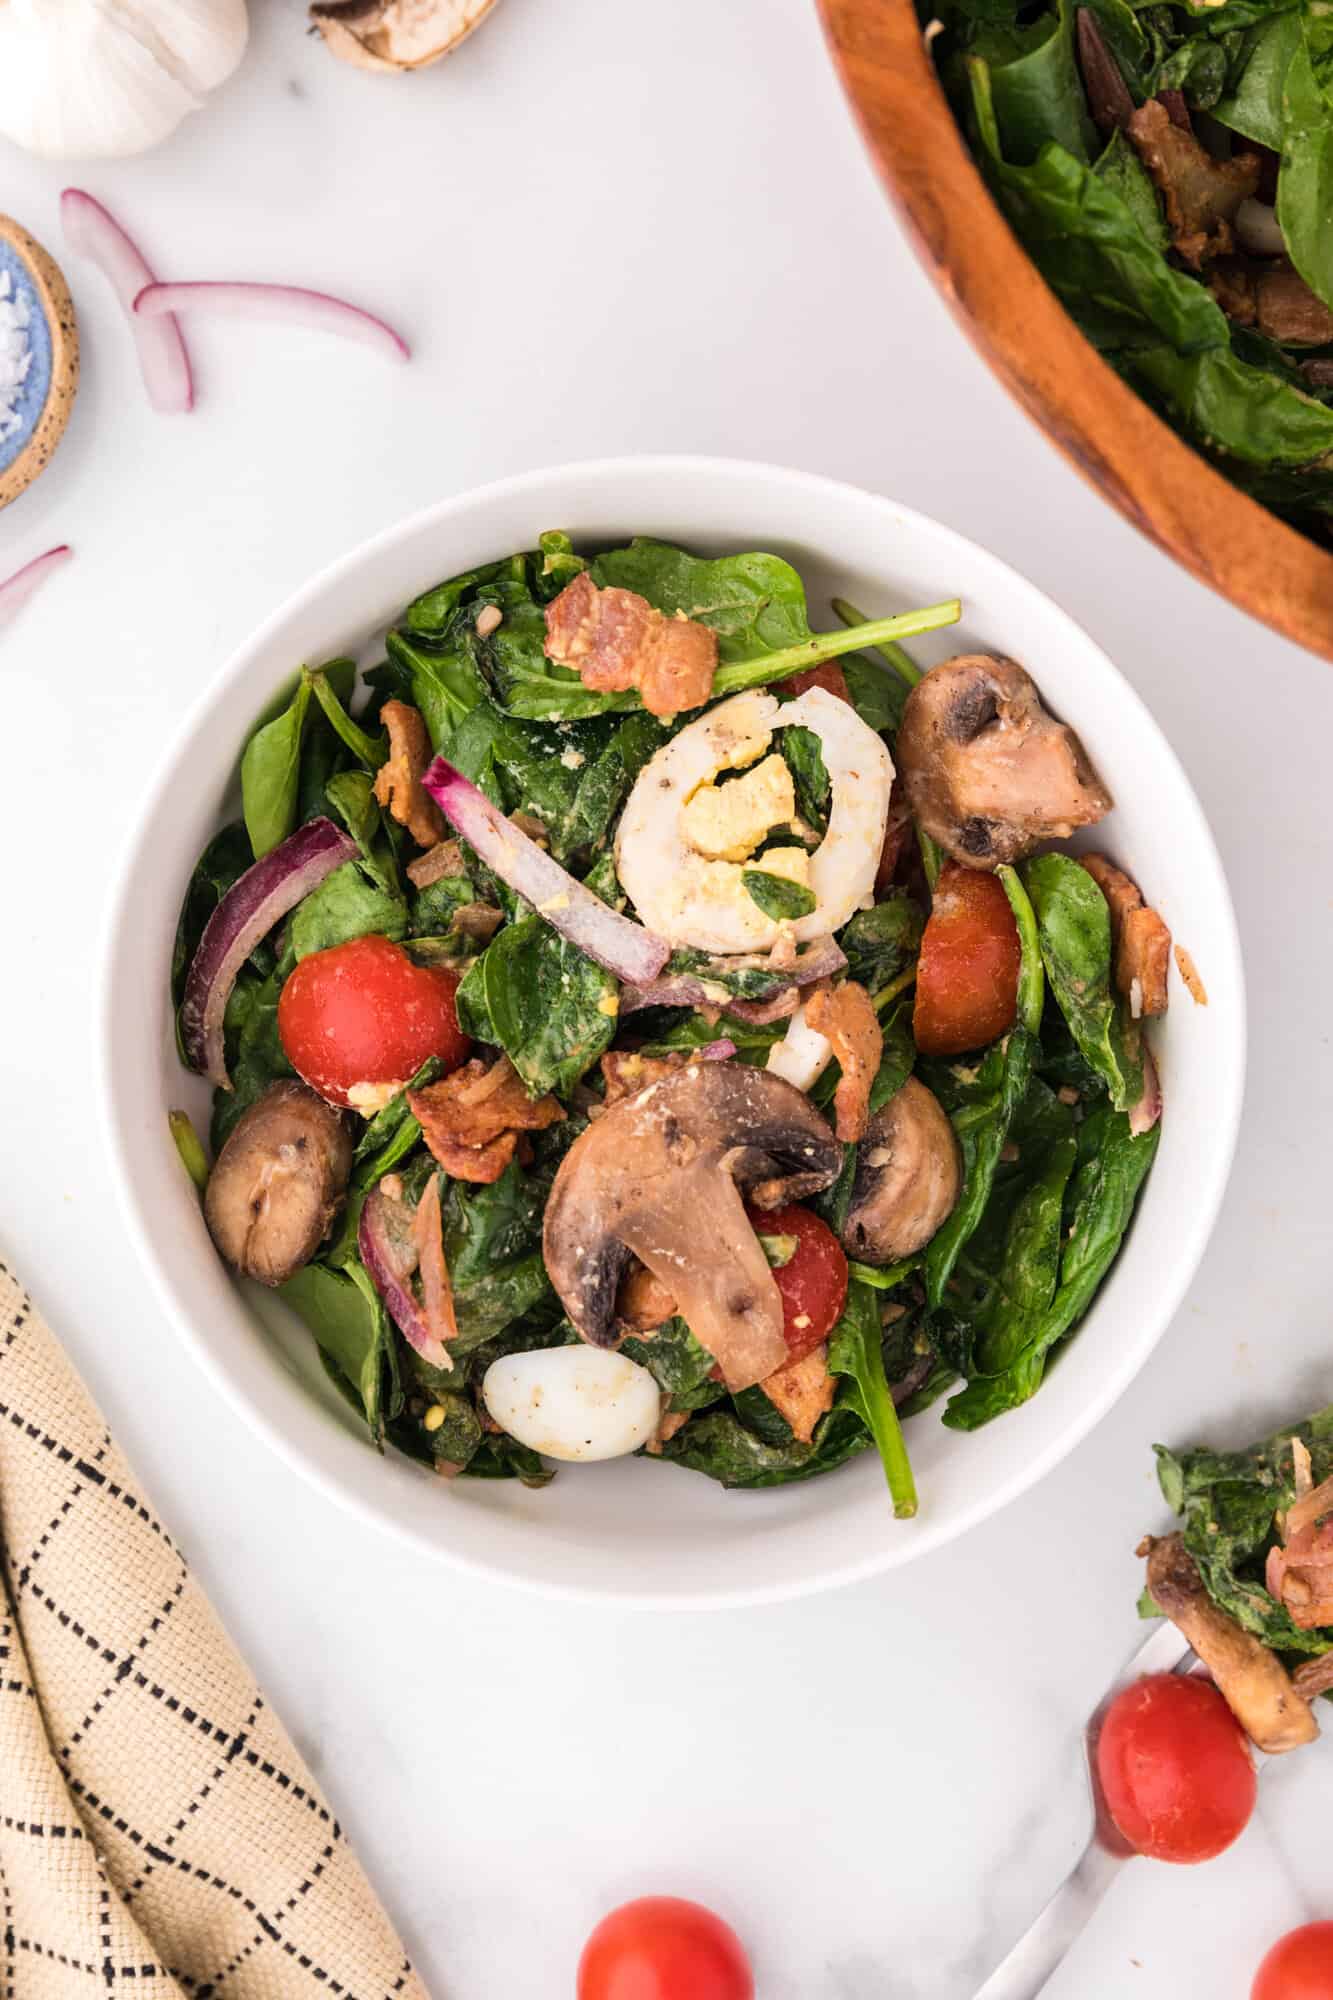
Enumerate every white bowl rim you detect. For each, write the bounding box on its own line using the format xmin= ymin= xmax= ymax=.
xmin=98 ymin=453 xmax=1246 ymax=1610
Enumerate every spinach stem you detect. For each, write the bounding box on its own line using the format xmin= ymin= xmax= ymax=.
xmin=917 ymin=826 xmax=943 ymax=892
xmin=999 ymin=864 xmax=1044 ymax=1036
xmin=712 ymin=600 xmax=960 ymax=697
xmin=831 ymin=596 xmax=923 ymax=688
xmin=168 ymin=1110 xmax=209 ymax=1193
xmin=873 ymin=965 xmax=917 ymax=1010
xmin=868 ymin=1369 xmax=919 ymax=1518
xmin=306 ymin=667 xmax=387 ymax=772
xmin=848 ymin=1256 xmax=918 ymax=1290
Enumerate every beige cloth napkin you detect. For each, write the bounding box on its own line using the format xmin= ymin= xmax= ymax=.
xmin=0 ymin=1253 xmax=432 ymax=2000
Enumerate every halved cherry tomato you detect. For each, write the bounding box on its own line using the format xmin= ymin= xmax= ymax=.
xmin=748 ymin=1203 xmax=849 ymax=1363
xmin=277 ymin=933 xmax=470 ymax=1110
xmin=1096 ymin=1674 xmax=1256 ymax=1864
xmin=1253 ymin=1922 xmax=1333 ymax=2000
xmin=781 ymin=660 xmax=852 ymax=703
xmin=578 ymin=1896 xmax=753 ymax=2000
xmin=913 ymin=860 xmax=1021 ymax=1057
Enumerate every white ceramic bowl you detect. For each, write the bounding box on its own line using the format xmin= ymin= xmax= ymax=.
xmin=100 ymin=457 xmax=1244 ymax=1608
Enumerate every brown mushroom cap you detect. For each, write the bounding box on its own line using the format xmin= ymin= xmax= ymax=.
xmin=204 ymin=1081 xmax=353 ymax=1287
xmin=841 ymin=1077 xmax=961 ymax=1266
xmin=543 ymin=1062 xmax=842 ymax=1392
xmin=896 ymin=654 xmax=1112 ymax=868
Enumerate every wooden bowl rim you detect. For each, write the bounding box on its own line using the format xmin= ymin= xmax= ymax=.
xmin=0 ymin=213 xmax=79 ymax=513
xmin=820 ymin=0 xmax=1333 ymax=664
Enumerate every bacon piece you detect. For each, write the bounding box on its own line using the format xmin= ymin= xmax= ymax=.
xmin=645 ymin=1405 xmax=691 ymax=1455
xmin=1127 ymin=100 xmax=1259 ymax=269
xmin=411 ymin=1174 xmax=459 ymax=1354
xmin=805 ymin=978 xmax=883 ymax=1142
xmin=617 ymin=1262 xmax=678 ymax=1331
xmin=407 ymin=838 xmax=465 ymax=888
xmin=409 ymin=1055 xmax=563 ymax=1178
xmin=781 ymin=660 xmax=852 ymax=703
xmin=1080 ymin=853 xmax=1171 ymax=1017
xmin=544 ymin=570 xmax=717 ymax=718
xmin=451 ymin=902 xmax=504 ymax=945
xmin=600 ymin=1047 xmax=694 ymax=1107
xmin=374 ymin=700 xmax=446 ymax=849
xmin=761 ymin=1343 xmax=835 ymax=1443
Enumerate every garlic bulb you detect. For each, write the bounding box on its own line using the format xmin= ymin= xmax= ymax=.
xmin=0 ymin=0 xmax=249 ymax=161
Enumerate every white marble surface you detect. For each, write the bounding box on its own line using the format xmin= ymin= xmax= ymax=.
xmin=1 ymin=1 xmax=1330 ymax=1993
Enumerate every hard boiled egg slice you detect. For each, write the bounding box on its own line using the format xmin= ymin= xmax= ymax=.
xmin=615 ymin=685 xmax=893 ymax=954
xmin=481 ymin=1346 xmax=661 ymax=1463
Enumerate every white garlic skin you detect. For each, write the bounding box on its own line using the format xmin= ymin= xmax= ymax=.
xmin=0 ymin=0 xmax=249 ymax=161
xmin=481 ymin=1347 xmax=662 ymax=1464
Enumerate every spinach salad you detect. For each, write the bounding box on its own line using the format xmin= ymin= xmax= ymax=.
xmin=1140 ymin=1407 xmax=1333 ymax=1753
xmin=928 ymin=0 xmax=1333 ymax=538
xmin=172 ymin=531 xmax=1166 ymax=1517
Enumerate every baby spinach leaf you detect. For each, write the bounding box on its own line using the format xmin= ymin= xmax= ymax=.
xmin=443 ymin=1165 xmax=556 ymax=1350
xmin=290 ymin=861 xmax=408 ymax=961
xmin=384 ymin=627 xmax=489 ymax=749
xmin=1023 ymin=852 xmax=1142 ymax=1110
xmin=1215 ymin=8 xmax=1300 ymax=145
xmin=655 ymin=1397 xmax=871 ymax=1487
xmin=387 ymin=1389 xmax=483 ymax=1472
xmin=841 ymin=652 xmax=907 ymax=733
xmin=622 ymin=1318 xmax=722 ymax=1408
xmin=590 ymin=541 xmax=814 ymax=661
xmin=1278 ymin=37 xmax=1333 ymax=311
xmin=781 ymin=724 xmax=830 ymax=832
xmin=563 ymin=711 xmax=668 ymax=859
xmin=537 ymin=529 xmax=586 ymax=595
xmin=462 ymin=1433 xmax=557 ymax=1485
xmin=828 ymin=1279 xmax=918 ymax=1516
xmin=280 ymin=1258 xmax=387 ymax=1439
xmin=324 ymin=770 xmax=401 ymax=897
xmin=401 ymin=557 xmax=516 ymax=640
xmin=925 ymin=1030 xmax=1036 ymax=1308
xmin=241 ymin=673 xmax=311 ymax=858
xmin=742 ymin=870 xmax=817 ymax=920
xmin=456 ymin=914 xmax=618 ymax=1097
xmin=212 ymin=966 xmax=292 ymax=1149
xmin=976 ymin=0 xmax=1098 ymax=163
xmin=1131 ymin=338 xmax=1333 ymax=467
xmin=306 ymin=665 xmax=386 ymax=771
xmin=840 ymin=897 xmax=925 ymax=994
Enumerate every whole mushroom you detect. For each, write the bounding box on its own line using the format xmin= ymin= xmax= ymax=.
xmin=841 ymin=1077 xmax=961 ymax=1266
xmin=896 ymin=654 xmax=1112 ymax=868
xmin=542 ymin=1062 xmax=842 ymax=1392
xmin=204 ymin=1080 xmax=352 ymax=1286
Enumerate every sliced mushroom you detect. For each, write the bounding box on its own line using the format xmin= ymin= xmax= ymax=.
xmin=310 ymin=0 xmax=498 ymax=73
xmin=204 ymin=1080 xmax=353 ymax=1286
xmin=896 ymin=654 xmax=1112 ymax=868
xmin=542 ymin=1062 xmax=841 ymax=1391
xmin=841 ymin=1077 xmax=961 ymax=1265
xmin=1141 ymin=1533 xmax=1318 ymax=1755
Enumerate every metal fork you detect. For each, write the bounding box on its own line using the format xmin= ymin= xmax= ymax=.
xmin=973 ymin=1619 xmax=1195 ymax=1999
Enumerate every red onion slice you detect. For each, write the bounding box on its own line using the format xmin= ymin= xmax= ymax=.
xmin=61 ymin=191 xmax=193 ymax=414
xmin=698 ymin=1039 xmax=737 ymax=1060
xmin=421 ymin=756 xmax=670 ymax=987
xmin=180 ymin=816 xmax=356 ymax=1089
xmin=1129 ymin=1043 xmax=1162 ymax=1137
xmin=621 ymin=936 xmax=846 ymax=1020
xmin=0 ymin=546 xmax=71 ymax=631
xmin=134 ymin=282 xmax=410 ymax=363
xmin=358 ymin=1188 xmax=450 ymax=1370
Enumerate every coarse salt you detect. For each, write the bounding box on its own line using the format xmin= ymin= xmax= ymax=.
xmin=0 ymin=269 xmax=33 ymax=444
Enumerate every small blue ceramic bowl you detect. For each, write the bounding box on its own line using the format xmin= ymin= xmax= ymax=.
xmin=0 ymin=216 xmax=77 ymax=510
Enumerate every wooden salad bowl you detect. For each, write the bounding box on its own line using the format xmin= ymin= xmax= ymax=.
xmin=820 ymin=0 xmax=1333 ymax=662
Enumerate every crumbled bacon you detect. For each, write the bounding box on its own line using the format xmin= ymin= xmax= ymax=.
xmin=805 ymin=978 xmax=883 ymax=1142
xmin=1080 ymin=853 xmax=1171 ymax=1016
xmin=451 ymin=902 xmax=504 ymax=945
xmin=600 ymin=1048 xmax=694 ymax=1107
xmin=1211 ymin=258 xmax=1333 ymax=345
xmin=409 ymin=1055 xmax=564 ymax=1181
xmin=760 ymin=1343 xmax=835 ymax=1443
xmin=407 ymin=838 xmax=465 ymax=889
xmin=544 ymin=570 xmax=717 ymax=718
xmin=645 ymin=1405 xmax=691 ymax=1455
xmin=617 ymin=1261 xmax=678 ymax=1331
xmin=1127 ymin=100 xmax=1260 ymax=269
xmin=875 ymin=786 xmax=913 ymax=894
xmin=1266 ymin=1451 xmax=1333 ymax=1629
xmin=781 ymin=660 xmax=852 ymax=703
xmin=411 ymin=1173 xmax=459 ymax=1355
xmin=373 ymin=700 xmax=446 ymax=849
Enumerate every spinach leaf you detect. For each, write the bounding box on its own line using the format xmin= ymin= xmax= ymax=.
xmin=241 ymin=673 xmax=311 ymax=858
xmin=827 ymin=1280 xmax=918 ymax=1516
xmin=1094 ymin=130 xmax=1169 ymax=253
xmin=925 ymin=1031 xmax=1036 ymax=1307
xmin=306 ymin=665 xmax=385 ymax=772
xmin=781 ymin=723 xmax=830 ymax=832
xmin=443 ymin=1164 xmax=556 ymax=1350
xmin=172 ymin=821 xmax=257 ymax=1006
xmin=537 ymin=529 xmax=586 ymax=595
xmin=469 ymin=582 xmax=637 ymax=723
xmin=324 ymin=769 xmax=402 ymax=897
xmin=563 ymin=711 xmax=669 ymax=860
xmin=976 ymin=0 xmax=1098 ymax=164
xmin=944 ymin=1103 xmax=1159 ymax=1428
xmin=456 ymin=914 xmax=617 ymax=1096
xmin=590 ymin=541 xmax=814 ymax=661
xmin=841 ymin=652 xmax=907 ymax=733
xmin=280 ymin=1259 xmax=387 ymax=1437
xmin=290 ymin=861 xmax=408 ymax=961
xmin=840 ymin=896 xmax=925 ymax=994
xmin=1023 ymin=852 xmax=1142 ymax=1110
xmin=972 ymin=1128 xmax=1079 ymax=1370
xmin=742 ymin=870 xmax=817 ymax=920
xmin=211 ymin=966 xmax=292 ymax=1149
xmin=1215 ymin=9 xmax=1300 ymax=146
xmin=384 ymin=627 xmax=489 ymax=748
xmin=387 ymin=1388 xmax=483 ymax=1472
xmin=1277 ymin=36 xmax=1333 ymax=312
xmin=1130 ymin=339 xmax=1333 ymax=468
xmin=401 ymin=557 xmax=516 ymax=640
xmin=622 ymin=1318 xmax=723 ymax=1410
xmin=462 ymin=1433 xmax=557 ymax=1485
xmin=1155 ymin=1406 xmax=1333 ymax=1654
xmin=656 ymin=1398 xmax=871 ymax=1487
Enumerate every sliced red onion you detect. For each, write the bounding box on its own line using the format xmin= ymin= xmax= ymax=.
xmin=0 ymin=546 xmax=71 ymax=631
xmin=621 ymin=936 xmax=846 ymax=1020
xmin=134 ymin=282 xmax=410 ymax=363
xmin=422 ymin=756 xmax=669 ymax=986
xmin=180 ymin=817 xmax=356 ymax=1089
xmin=698 ymin=1039 xmax=737 ymax=1060
xmin=61 ymin=191 xmax=193 ymax=414
xmin=1129 ymin=1043 xmax=1162 ymax=1137
xmin=358 ymin=1189 xmax=450 ymax=1370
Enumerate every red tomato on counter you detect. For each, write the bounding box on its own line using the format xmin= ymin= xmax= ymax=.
xmin=277 ymin=933 xmax=469 ymax=1110
xmin=912 ymin=861 xmax=1021 ymax=1057
xmin=1096 ymin=1674 xmax=1256 ymax=1863
xmin=578 ymin=1897 xmax=753 ymax=2000
xmin=1253 ymin=1923 xmax=1333 ymax=2000
xmin=749 ymin=1203 xmax=849 ymax=1363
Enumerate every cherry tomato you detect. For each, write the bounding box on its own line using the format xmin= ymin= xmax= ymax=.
xmin=749 ymin=1203 xmax=849 ymax=1363
xmin=781 ymin=660 xmax=852 ymax=703
xmin=912 ymin=861 xmax=1021 ymax=1057
xmin=578 ymin=1896 xmax=753 ymax=2000
xmin=1253 ymin=1922 xmax=1333 ymax=2000
xmin=277 ymin=933 xmax=470 ymax=1110
xmin=1096 ymin=1674 xmax=1256 ymax=1864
